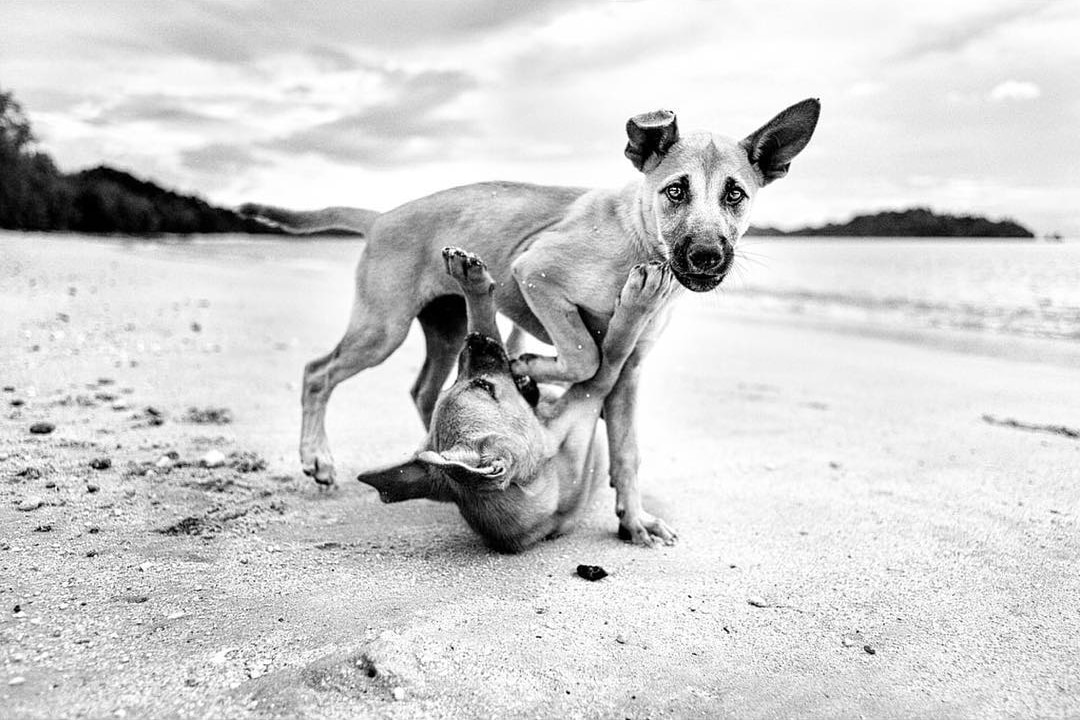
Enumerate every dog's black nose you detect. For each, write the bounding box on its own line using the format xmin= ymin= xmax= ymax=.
xmin=686 ymin=243 xmax=725 ymax=273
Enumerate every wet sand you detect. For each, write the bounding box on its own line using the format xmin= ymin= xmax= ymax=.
xmin=2 ymin=232 xmax=1078 ymax=719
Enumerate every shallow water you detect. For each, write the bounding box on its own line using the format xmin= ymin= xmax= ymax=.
xmin=724 ymin=238 xmax=1080 ymax=342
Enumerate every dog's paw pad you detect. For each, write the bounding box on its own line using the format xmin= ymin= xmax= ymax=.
xmin=442 ymin=247 xmax=492 ymax=289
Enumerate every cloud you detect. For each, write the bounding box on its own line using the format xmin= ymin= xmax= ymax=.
xmin=988 ymin=80 xmax=1041 ymax=101
xmin=181 ymin=142 xmax=267 ymax=175
xmin=266 ymin=69 xmax=478 ymax=166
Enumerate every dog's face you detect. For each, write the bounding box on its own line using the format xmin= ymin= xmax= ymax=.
xmin=625 ymin=99 xmax=820 ymax=292
xmin=419 ymin=333 xmax=548 ymax=492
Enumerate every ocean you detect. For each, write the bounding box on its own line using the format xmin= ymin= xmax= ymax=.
xmin=724 ymin=238 xmax=1080 ymax=343
xmin=4 ymin=232 xmax=1079 ymax=344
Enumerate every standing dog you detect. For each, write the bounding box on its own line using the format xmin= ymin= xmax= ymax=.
xmin=358 ymin=247 xmax=674 ymax=552
xmin=249 ymin=99 xmax=819 ymax=545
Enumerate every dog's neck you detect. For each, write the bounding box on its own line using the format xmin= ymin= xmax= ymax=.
xmin=615 ymin=180 xmax=668 ymax=265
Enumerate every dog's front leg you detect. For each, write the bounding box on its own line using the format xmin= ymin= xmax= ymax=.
xmin=604 ymin=344 xmax=677 ymax=546
xmin=509 ymin=256 xmax=600 ymax=384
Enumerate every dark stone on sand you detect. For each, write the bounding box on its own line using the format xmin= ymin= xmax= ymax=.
xmin=86 ymin=484 xmax=99 ymax=493
xmin=2 ymin=386 xmax=14 ymax=392
xmin=863 ymin=644 xmax=876 ymax=655
xmin=11 ymin=398 xmax=25 ymax=407
xmin=576 ymin=564 xmax=608 ymax=581
xmin=29 ymin=422 xmax=55 ymax=435
xmin=34 ymin=524 xmax=52 ymax=532
xmin=89 ymin=457 xmax=111 ymax=471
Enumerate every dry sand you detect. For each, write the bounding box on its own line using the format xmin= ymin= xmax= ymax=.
xmin=2 ymin=232 xmax=1078 ymax=719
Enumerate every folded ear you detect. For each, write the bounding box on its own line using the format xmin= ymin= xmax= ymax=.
xmin=741 ymin=98 xmax=820 ymax=185
xmin=418 ymin=448 xmax=505 ymax=487
xmin=625 ymin=110 xmax=679 ymax=173
xmin=357 ymin=459 xmax=436 ymax=503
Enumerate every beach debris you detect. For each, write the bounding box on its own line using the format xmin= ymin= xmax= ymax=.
xmin=17 ymin=496 xmax=44 ymax=512
xmin=131 ymin=406 xmax=166 ymax=427
xmin=10 ymin=398 xmax=25 ymax=407
xmin=200 ymin=449 xmax=227 ymax=468
xmin=863 ymin=644 xmax=877 ymax=655
xmin=184 ymin=406 xmax=233 ymax=425
xmin=982 ymin=414 xmax=1080 ymax=439
xmin=229 ymin=450 xmax=267 ymax=473
xmin=576 ymin=564 xmax=608 ymax=581
xmin=89 ymin=457 xmax=112 ymax=471
xmin=86 ymin=483 xmax=99 ymax=493
xmin=615 ymin=634 xmax=627 ymax=645
xmin=2 ymin=386 xmax=14 ymax=392
xmin=747 ymin=596 xmax=770 ymax=608
xmin=29 ymin=422 xmax=55 ymax=435
xmin=8 ymin=676 xmax=26 ymax=686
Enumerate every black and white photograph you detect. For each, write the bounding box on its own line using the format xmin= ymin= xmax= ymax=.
xmin=2 ymin=1 xmax=1078 ymax=717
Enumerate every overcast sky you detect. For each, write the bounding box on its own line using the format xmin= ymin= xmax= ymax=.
xmin=2 ymin=0 xmax=1077 ymax=234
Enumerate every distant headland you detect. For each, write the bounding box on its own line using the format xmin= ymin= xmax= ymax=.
xmin=747 ymin=208 xmax=1034 ymax=238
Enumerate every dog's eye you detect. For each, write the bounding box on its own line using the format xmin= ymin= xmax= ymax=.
xmin=469 ymin=377 xmax=497 ymax=399
xmin=664 ymin=184 xmax=686 ymax=203
xmin=724 ymin=187 xmax=746 ymax=205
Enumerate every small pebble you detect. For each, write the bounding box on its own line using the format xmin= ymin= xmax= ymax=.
xmin=89 ymin=457 xmax=111 ymax=471
xmin=86 ymin=484 xmax=100 ymax=494
xmin=2 ymin=386 xmax=14 ymax=392
xmin=747 ymin=596 xmax=770 ymax=608
xmin=863 ymin=645 xmax=876 ymax=655
xmin=8 ymin=676 xmax=26 ymax=686
xmin=615 ymin=634 xmax=627 ymax=645
xmin=201 ymin=450 xmax=226 ymax=468
xmin=391 ymin=687 xmax=406 ymax=701
xmin=841 ymin=638 xmax=855 ymax=647
xmin=10 ymin=398 xmax=25 ymax=407
xmin=29 ymin=422 xmax=55 ymax=435
xmin=576 ymin=564 xmax=608 ymax=581
xmin=17 ymin=497 xmax=44 ymax=512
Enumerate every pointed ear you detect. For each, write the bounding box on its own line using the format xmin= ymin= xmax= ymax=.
xmin=741 ymin=98 xmax=820 ymax=185
xmin=357 ymin=459 xmax=436 ymax=503
xmin=417 ymin=448 xmax=505 ymax=486
xmin=625 ymin=110 xmax=679 ymax=173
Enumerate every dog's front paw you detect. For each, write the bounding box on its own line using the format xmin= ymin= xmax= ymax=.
xmin=442 ymin=246 xmax=494 ymax=293
xmin=617 ymin=510 xmax=678 ymax=547
xmin=618 ymin=262 xmax=675 ymax=311
xmin=300 ymin=447 xmax=337 ymax=486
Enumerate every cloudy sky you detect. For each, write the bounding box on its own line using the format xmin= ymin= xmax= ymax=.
xmin=3 ymin=0 xmax=1077 ymax=234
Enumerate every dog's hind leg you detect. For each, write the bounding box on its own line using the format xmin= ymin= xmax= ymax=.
xmin=442 ymin=247 xmax=501 ymax=341
xmin=301 ymin=304 xmax=413 ymax=485
xmin=411 ymin=295 xmax=467 ymax=429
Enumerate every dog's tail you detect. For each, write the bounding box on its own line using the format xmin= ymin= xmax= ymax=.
xmin=237 ymin=203 xmax=380 ymax=237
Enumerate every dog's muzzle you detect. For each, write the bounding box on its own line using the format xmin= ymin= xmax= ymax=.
xmin=670 ymin=237 xmax=734 ymax=292
xmin=458 ymin=333 xmax=510 ymax=378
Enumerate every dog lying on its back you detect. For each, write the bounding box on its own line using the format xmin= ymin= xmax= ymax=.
xmin=357 ymin=247 xmax=674 ymax=552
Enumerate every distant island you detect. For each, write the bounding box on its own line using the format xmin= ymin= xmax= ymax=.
xmin=1 ymin=86 xmax=1036 ymax=239
xmin=748 ymin=208 xmax=1034 ymax=238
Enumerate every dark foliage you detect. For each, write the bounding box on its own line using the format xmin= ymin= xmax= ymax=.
xmin=0 ymin=86 xmax=280 ymax=236
xmin=748 ymin=207 xmax=1034 ymax=238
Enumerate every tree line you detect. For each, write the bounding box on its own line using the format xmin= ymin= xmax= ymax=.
xmin=0 ymin=87 xmax=278 ymax=235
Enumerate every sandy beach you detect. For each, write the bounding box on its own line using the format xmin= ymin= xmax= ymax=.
xmin=2 ymin=232 xmax=1078 ymax=719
